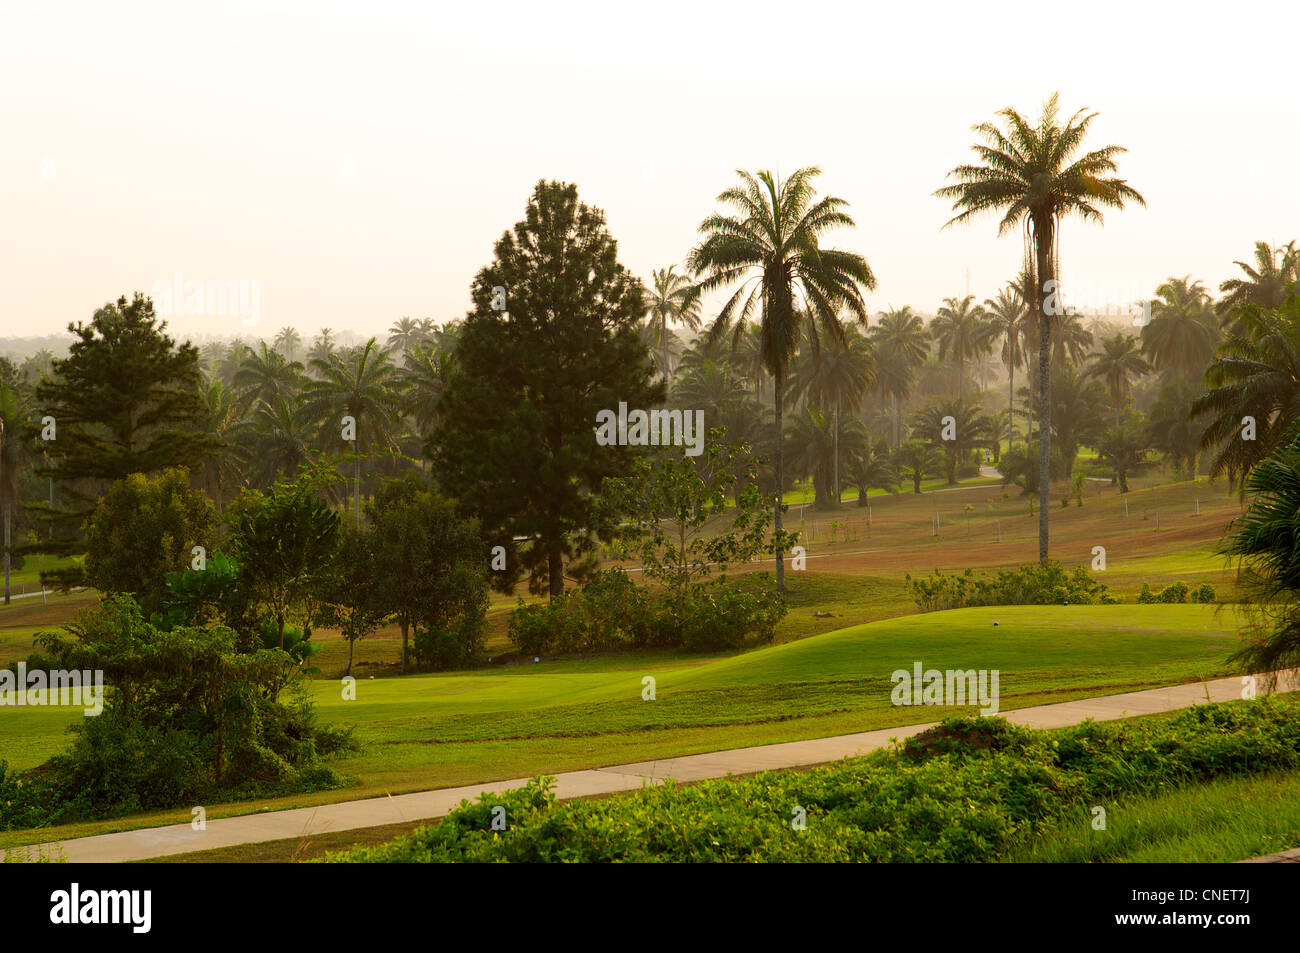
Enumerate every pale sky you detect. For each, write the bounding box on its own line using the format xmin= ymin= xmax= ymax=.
xmin=2 ymin=0 xmax=1297 ymax=343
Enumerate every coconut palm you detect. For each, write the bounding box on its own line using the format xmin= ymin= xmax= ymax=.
xmin=868 ymin=306 xmax=930 ymax=447
xmin=1217 ymin=241 xmax=1299 ymax=326
xmin=1095 ymin=414 xmax=1150 ymax=493
xmin=1141 ymin=276 xmax=1220 ymax=381
xmin=931 ymin=295 xmax=993 ymax=399
xmin=985 ymin=285 xmax=1027 ymax=450
xmin=301 ymin=338 xmax=401 ymax=521
xmin=644 ymin=266 xmax=701 ymax=382
xmin=936 ymin=91 xmax=1145 ymax=562
xmin=1050 ymin=363 xmax=1107 ymax=478
xmin=274 ymin=326 xmax=302 ymax=362
xmin=1086 ymin=332 xmax=1153 ymax=426
xmin=786 ymin=405 xmax=869 ymax=509
xmin=911 ymin=398 xmax=994 ymax=485
xmin=688 ymin=167 xmax=877 ymax=591
xmin=1052 ymin=311 xmax=1095 ymax=366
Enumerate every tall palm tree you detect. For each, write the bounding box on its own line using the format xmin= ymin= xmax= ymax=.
xmin=985 ymin=285 xmax=1027 ymax=451
xmin=1087 ymin=332 xmax=1153 ymax=426
xmin=931 ymin=295 xmax=993 ymax=399
xmin=273 ymin=326 xmax=302 ymax=362
xmin=301 ymin=338 xmax=401 ymax=522
xmin=1141 ymin=275 xmax=1220 ymax=380
xmin=936 ymin=92 xmax=1145 ymax=562
xmin=197 ymin=378 xmax=247 ymax=505
xmin=868 ymin=306 xmax=930 ymax=447
xmin=688 ymin=167 xmax=877 ymax=591
xmin=786 ymin=405 xmax=869 ymax=508
xmin=845 ymin=438 xmax=899 ymax=506
xmin=644 ymin=266 xmax=701 ymax=382
xmin=789 ymin=324 xmax=876 ymax=503
xmin=1217 ymin=241 xmax=1299 ymax=326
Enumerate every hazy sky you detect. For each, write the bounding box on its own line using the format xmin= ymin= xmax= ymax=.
xmin=2 ymin=0 xmax=1297 ymax=343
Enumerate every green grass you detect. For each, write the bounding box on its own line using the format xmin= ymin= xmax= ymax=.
xmin=0 ymin=602 xmax=1249 ymax=849
xmin=1008 ymin=769 xmax=1300 ymax=863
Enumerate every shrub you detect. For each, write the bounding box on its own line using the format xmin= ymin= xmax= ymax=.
xmin=907 ymin=560 xmax=1110 ymax=612
xmin=1192 ymin=583 xmax=1216 ymax=603
xmin=1137 ymin=581 xmax=1193 ymax=604
xmin=327 ymin=695 xmax=1300 ymax=863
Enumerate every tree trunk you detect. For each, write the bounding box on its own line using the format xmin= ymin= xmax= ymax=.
xmin=774 ymin=369 xmax=786 ymax=594
xmin=548 ymin=537 xmax=564 ymax=600
xmin=1007 ymin=361 xmax=1015 ymax=454
xmin=3 ymin=502 xmax=9 ymax=605
xmin=833 ymin=398 xmax=840 ymax=506
xmin=354 ymin=453 xmax=361 ymax=525
xmin=1035 ymin=216 xmax=1054 ymax=565
xmin=277 ymin=611 xmax=285 ymax=651
xmin=400 ymin=618 xmax=409 ymax=673
xmin=893 ymin=393 xmax=900 ymax=447
xmin=346 ymin=636 xmax=355 ymax=676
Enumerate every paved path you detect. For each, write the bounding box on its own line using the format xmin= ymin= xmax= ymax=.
xmin=9 ymin=670 xmax=1296 ymax=863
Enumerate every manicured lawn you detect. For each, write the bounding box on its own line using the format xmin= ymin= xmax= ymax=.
xmin=0 ymin=602 xmax=1249 ymax=849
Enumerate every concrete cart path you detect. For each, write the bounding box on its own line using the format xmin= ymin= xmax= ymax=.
xmin=9 ymin=669 xmax=1296 ymax=863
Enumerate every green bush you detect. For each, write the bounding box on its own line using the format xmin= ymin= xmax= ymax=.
xmin=1137 ymin=581 xmax=1194 ymax=604
xmin=907 ymin=560 xmax=1111 ymax=612
xmin=1191 ymin=583 xmax=1216 ymax=603
xmin=506 ymin=570 xmax=783 ymax=656
xmin=327 ymin=694 xmax=1300 ymax=863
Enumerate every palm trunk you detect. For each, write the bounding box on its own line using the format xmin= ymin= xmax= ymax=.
xmin=833 ymin=398 xmax=840 ymax=506
xmin=2 ymin=501 xmax=9 ymax=606
xmin=346 ymin=636 xmax=355 ymax=676
xmin=893 ymin=393 xmax=900 ymax=447
xmin=354 ymin=453 xmax=361 ymax=525
xmin=400 ymin=618 xmax=409 ymax=673
xmin=548 ymin=537 xmax=564 ymax=600
xmin=1007 ymin=361 xmax=1014 ymax=453
xmin=774 ymin=369 xmax=786 ymax=594
xmin=1035 ymin=218 xmax=1054 ymax=565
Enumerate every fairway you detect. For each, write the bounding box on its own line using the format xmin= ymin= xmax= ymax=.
xmin=0 ymin=602 xmax=1249 ymax=850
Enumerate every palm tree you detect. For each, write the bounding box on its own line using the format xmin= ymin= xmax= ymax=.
xmin=868 ymin=306 xmax=930 ymax=446
xmin=786 ymin=406 xmax=869 ymax=509
xmin=1217 ymin=241 xmax=1299 ymax=326
xmin=985 ymin=285 xmax=1027 ymax=451
xmin=1192 ymin=291 xmax=1300 ymax=487
xmin=197 ymin=378 xmax=247 ymax=504
xmin=644 ymin=266 xmax=701 ymax=382
xmin=1086 ymin=332 xmax=1153 ymax=426
xmin=911 ymin=398 xmax=994 ymax=485
xmin=242 ymin=395 xmax=317 ymax=490
xmin=274 ymin=326 xmax=302 ymax=362
xmin=893 ymin=441 xmax=943 ymax=494
xmin=1096 ymin=414 xmax=1150 ymax=493
xmin=399 ymin=341 xmax=450 ymax=436
xmin=387 ymin=317 xmax=424 ymax=357
xmin=1141 ymin=276 xmax=1220 ymax=381
xmin=931 ymin=295 xmax=993 ymax=399
xmin=936 ymin=92 xmax=1145 ymax=563
xmin=688 ymin=167 xmax=877 ymax=591
xmin=1050 ymin=363 xmax=1107 ymax=478
xmin=789 ymin=324 xmax=876 ymax=503
xmin=301 ymin=338 xmax=401 ymax=522
xmin=308 ymin=328 xmax=336 ymax=367
xmin=1052 ymin=311 xmax=1095 ymax=366
xmin=233 ymin=340 xmax=304 ymax=413
xmin=845 ymin=438 xmax=899 ymax=505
